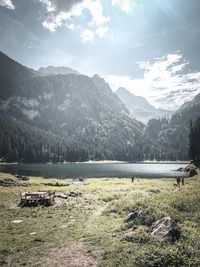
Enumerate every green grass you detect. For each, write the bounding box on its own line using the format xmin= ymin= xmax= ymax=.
xmin=0 ymin=173 xmax=200 ymax=266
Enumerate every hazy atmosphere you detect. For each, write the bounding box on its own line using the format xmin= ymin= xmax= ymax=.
xmin=1 ymin=0 xmax=200 ymax=109
xmin=1 ymin=1 xmax=200 ymax=267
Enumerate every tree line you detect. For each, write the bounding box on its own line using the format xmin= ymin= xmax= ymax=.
xmin=189 ymin=117 xmax=200 ymax=166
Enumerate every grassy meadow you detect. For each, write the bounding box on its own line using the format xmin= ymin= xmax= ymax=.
xmin=0 ymin=172 xmax=200 ymax=267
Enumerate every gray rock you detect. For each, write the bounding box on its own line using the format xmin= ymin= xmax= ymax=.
xmin=151 ymin=216 xmax=181 ymax=242
xmin=184 ymin=164 xmax=198 ymax=177
xmin=124 ymin=210 xmax=143 ymax=223
xmin=189 ymin=169 xmax=198 ymax=177
xmin=56 ymin=191 xmax=83 ymax=199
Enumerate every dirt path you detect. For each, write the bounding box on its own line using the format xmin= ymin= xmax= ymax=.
xmin=42 ymin=242 xmax=98 ymax=267
xmin=42 ymin=204 xmax=106 ymax=267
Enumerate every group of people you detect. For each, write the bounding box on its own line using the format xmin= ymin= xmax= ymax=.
xmin=131 ymin=175 xmax=185 ymax=189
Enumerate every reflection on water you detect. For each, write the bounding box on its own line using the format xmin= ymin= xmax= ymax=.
xmin=0 ymin=162 xmax=189 ymax=179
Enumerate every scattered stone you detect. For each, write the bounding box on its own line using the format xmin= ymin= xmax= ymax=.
xmin=68 ymin=191 xmax=83 ymax=197
xmin=0 ymin=179 xmax=29 ymax=187
xmin=12 ymin=220 xmax=23 ymax=223
xmin=16 ymin=175 xmax=30 ymax=181
xmin=57 ymin=193 xmax=68 ymax=199
xmin=124 ymin=210 xmax=143 ymax=223
xmin=43 ymin=182 xmax=70 ymax=187
xmin=151 ymin=216 xmax=181 ymax=242
xmin=60 ymin=225 xmax=68 ymax=229
xmin=56 ymin=191 xmax=83 ymax=199
xmin=71 ymin=181 xmax=83 ymax=186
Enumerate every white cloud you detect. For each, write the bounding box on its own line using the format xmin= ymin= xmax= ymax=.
xmin=0 ymin=0 xmax=15 ymax=9
xmin=42 ymin=11 xmax=70 ymax=32
xmin=82 ymin=0 xmax=109 ymax=26
xmin=81 ymin=28 xmax=94 ymax=42
xmin=66 ymin=23 xmax=76 ymax=30
xmin=96 ymin=26 xmax=109 ymax=38
xmin=111 ymin=0 xmax=134 ymax=13
xmin=105 ymin=53 xmax=200 ymax=110
xmin=40 ymin=0 xmax=110 ymax=41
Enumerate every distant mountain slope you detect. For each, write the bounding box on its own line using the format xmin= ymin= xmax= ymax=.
xmin=115 ymin=87 xmax=172 ymax=124
xmin=179 ymin=93 xmax=200 ymax=110
xmin=116 ymin=87 xmax=155 ymax=111
xmin=38 ymin=66 xmax=79 ymax=76
xmin=0 ymin=52 xmax=36 ymax=99
xmin=143 ymin=92 xmax=200 ymax=160
xmin=0 ymin=51 xmax=146 ymax=162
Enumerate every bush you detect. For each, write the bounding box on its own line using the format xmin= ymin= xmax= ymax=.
xmin=134 ymin=246 xmax=184 ymax=267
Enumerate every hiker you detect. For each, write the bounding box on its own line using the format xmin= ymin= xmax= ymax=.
xmin=131 ymin=176 xmax=135 ymax=183
xmin=181 ymin=177 xmax=185 ymax=186
xmin=176 ymin=177 xmax=181 ymax=188
xmin=79 ymin=177 xmax=84 ymax=182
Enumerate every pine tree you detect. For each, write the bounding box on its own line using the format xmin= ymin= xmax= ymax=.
xmin=189 ymin=117 xmax=200 ymax=166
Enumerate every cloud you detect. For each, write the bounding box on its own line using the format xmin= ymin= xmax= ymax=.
xmin=111 ymin=0 xmax=134 ymax=13
xmin=40 ymin=0 xmax=110 ymax=41
xmin=40 ymin=0 xmax=81 ymax=32
xmin=96 ymin=26 xmax=109 ymax=38
xmin=81 ymin=28 xmax=94 ymax=42
xmin=105 ymin=53 xmax=200 ymax=110
xmin=0 ymin=0 xmax=14 ymax=9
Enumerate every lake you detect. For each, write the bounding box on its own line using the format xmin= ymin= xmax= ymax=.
xmin=0 ymin=162 xmax=189 ymax=179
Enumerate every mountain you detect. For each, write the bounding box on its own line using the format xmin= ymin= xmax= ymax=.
xmin=179 ymin=93 xmax=200 ymax=110
xmin=0 ymin=52 xmax=147 ymax=162
xmin=143 ymin=93 xmax=200 ymax=160
xmin=38 ymin=66 xmax=79 ymax=76
xmin=115 ymin=87 xmax=172 ymax=124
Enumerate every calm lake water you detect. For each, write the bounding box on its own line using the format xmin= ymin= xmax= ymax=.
xmin=0 ymin=162 xmax=189 ymax=179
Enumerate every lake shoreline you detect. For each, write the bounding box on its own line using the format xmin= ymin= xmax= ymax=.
xmin=0 ymin=160 xmax=190 ymax=165
xmin=0 ymin=162 xmax=189 ymax=179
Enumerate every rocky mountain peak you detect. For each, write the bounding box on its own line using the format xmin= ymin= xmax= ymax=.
xmin=38 ymin=65 xmax=79 ymax=76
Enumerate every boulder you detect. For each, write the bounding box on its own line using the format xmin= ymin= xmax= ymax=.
xmin=124 ymin=210 xmax=143 ymax=223
xmin=151 ymin=216 xmax=181 ymax=242
xmin=189 ymin=168 xmax=198 ymax=177
xmin=184 ymin=164 xmax=198 ymax=177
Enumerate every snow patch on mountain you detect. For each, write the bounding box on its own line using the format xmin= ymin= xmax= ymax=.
xmin=60 ymin=123 xmax=67 ymax=128
xmin=58 ymin=99 xmax=71 ymax=111
xmin=19 ymin=97 xmax=40 ymax=108
xmin=21 ymin=109 xmax=40 ymax=120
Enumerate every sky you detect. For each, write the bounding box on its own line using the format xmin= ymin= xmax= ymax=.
xmin=1 ymin=0 xmax=200 ymax=110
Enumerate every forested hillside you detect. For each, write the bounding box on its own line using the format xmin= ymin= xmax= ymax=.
xmin=0 ymin=52 xmax=148 ymax=162
xmin=1 ymin=52 xmax=199 ymax=162
xmin=143 ymin=94 xmax=200 ymax=160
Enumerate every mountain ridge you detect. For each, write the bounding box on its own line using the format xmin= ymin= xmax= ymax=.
xmin=0 ymin=51 xmax=146 ymax=162
xmin=115 ymin=87 xmax=172 ymax=124
xmin=38 ymin=65 xmax=79 ymax=76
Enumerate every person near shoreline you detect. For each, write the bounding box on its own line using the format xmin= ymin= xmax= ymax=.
xmin=131 ymin=176 xmax=135 ymax=183
xmin=176 ymin=177 xmax=181 ymax=189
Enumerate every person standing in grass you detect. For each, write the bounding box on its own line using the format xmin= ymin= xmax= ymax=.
xmin=131 ymin=176 xmax=135 ymax=183
xmin=176 ymin=177 xmax=181 ymax=189
xmin=181 ymin=177 xmax=185 ymax=186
